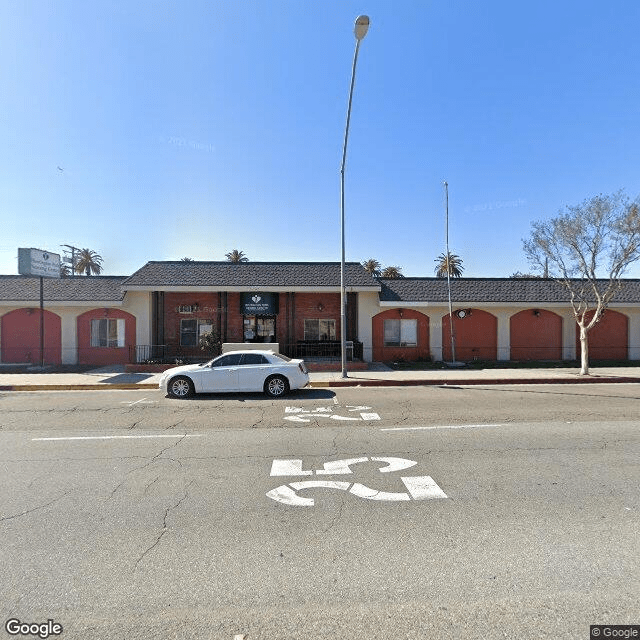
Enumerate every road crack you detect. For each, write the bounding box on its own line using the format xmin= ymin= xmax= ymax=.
xmin=0 ymin=489 xmax=73 ymax=523
xmin=134 ymin=479 xmax=196 ymax=570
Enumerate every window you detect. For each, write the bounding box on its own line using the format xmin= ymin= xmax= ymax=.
xmin=383 ymin=319 xmax=417 ymax=347
xmin=304 ymin=319 xmax=336 ymax=341
xmin=90 ymin=318 xmax=125 ymax=347
xmin=178 ymin=304 xmax=199 ymax=313
xmin=211 ymin=353 xmax=243 ymax=367
xmin=180 ymin=319 xmax=197 ymax=346
xmin=241 ymin=353 xmax=269 ymax=365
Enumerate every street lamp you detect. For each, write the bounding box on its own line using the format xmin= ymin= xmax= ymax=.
xmin=340 ymin=15 xmax=370 ymax=378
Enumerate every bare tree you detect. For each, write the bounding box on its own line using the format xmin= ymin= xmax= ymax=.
xmin=523 ymin=191 xmax=640 ymax=375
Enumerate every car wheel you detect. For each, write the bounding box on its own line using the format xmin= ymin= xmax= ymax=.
xmin=168 ymin=376 xmax=194 ymax=398
xmin=264 ymin=375 xmax=289 ymax=398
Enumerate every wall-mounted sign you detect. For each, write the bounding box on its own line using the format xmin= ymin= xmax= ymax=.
xmin=240 ymin=292 xmax=279 ymax=316
xmin=18 ymin=248 xmax=61 ymax=278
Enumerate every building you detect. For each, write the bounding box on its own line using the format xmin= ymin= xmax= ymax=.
xmin=1 ymin=263 xmax=639 ymax=366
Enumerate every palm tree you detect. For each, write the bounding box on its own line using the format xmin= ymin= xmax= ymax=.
xmin=381 ymin=265 xmax=404 ymax=278
xmin=435 ymin=252 xmax=464 ymax=278
xmin=225 ymin=249 xmax=249 ymax=263
xmin=362 ymin=258 xmax=382 ymax=277
xmin=74 ymin=249 xmax=104 ymax=276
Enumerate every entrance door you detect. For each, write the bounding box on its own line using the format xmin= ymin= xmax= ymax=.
xmin=243 ymin=316 xmax=276 ymax=343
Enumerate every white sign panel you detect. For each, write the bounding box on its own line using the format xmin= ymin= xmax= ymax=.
xmin=18 ymin=248 xmax=61 ymax=278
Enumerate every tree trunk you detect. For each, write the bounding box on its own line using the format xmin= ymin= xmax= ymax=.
xmin=578 ymin=323 xmax=589 ymax=376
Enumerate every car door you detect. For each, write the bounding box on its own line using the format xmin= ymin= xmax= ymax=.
xmin=199 ymin=353 xmax=242 ymax=392
xmin=237 ymin=352 xmax=270 ymax=391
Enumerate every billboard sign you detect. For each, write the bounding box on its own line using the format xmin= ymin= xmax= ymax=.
xmin=18 ymin=248 xmax=61 ymax=278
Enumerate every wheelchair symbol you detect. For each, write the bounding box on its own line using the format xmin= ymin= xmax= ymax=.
xmin=266 ymin=456 xmax=447 ymax=506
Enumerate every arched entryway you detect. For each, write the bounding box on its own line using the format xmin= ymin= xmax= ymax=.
xmin=510 ymin=309 xmax=562 ymax=360
xmin=442 ymin=309 xmax=497 ymax=361
xmin=1 ymin=308 xmax=62 ymax=364
xmin=575 ymin=309 xmax=628 ymax=361
xmin=77 ymin=309 xmax=136 ymax=365
xmin=372 ymin=309 xmax=429 ymax=362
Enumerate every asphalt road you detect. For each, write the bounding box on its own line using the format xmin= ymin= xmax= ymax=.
xmin=1 ymin=385 xmax=639 ymax=640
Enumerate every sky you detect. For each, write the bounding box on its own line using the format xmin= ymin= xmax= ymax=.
xmin=1 ymin=0 xmax=639 ymax=278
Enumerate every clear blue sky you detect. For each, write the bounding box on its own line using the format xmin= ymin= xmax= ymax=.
xmin=1 ymin=1 xmax=639 ymax=277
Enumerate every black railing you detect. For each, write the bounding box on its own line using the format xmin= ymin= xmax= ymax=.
xmin=130 ymin=341 xmax=364 ymax=364
xmin=279 ymin=340 xmax=363 ymax=361
xmin=129 ymin=344 xmax=217 ymax=364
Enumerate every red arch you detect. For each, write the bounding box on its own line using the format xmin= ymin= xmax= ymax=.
xmin=575 ymin=309 xmax=628 ymax=361
xmin=372 ymin=309 xmax=429 ymax=362
xmin=1 ymin=308 xmax=61 ymax=364
xmin=510 ymin=309 xmax=562 ymax=360
xmin=77 ymin=309 xmax=136 ymax=365
xmin=442 ymin=309 xmax=497 ymax=361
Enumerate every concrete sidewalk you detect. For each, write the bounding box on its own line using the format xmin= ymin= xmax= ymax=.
xmin=1 ymin=364 xmax=640 ymax=391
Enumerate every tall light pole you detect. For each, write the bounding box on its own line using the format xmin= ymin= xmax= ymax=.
xmin=340 ymin=14 xmax=370 ymax=378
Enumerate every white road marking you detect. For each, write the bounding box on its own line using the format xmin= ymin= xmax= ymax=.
xmin=360 ymin=412 xmax=380 ymax=421
xmin=266 ymin=475 xmax=448 ymax=506
xmin=283 ymin=415 xmax=311 ymax=423
xmin=120 ymin=398 xmax=154 ymax=406
xmin=402 ymin=475 xmax=448 ymax=499
xmin=315 ymin=457 xmax=369 ymax=475
xmin=371 ymin=456 xmax=418 ymax=473
xmin=349 ymin=483 xmax=410 ymax=501
xmin=347 ymin=405 xmax=372 ymax=412
xmin=270 ymin=456 xmax=419 ymax=476
xmin=266 ymin=485 xmax=315 ymax=506
xmin=380 ymin=423 xmax=509 ymax=432
xmin=270 ymin=459 xmax=313 ymax=476
xmin=32 ymin=434 xmax=202 ymax=441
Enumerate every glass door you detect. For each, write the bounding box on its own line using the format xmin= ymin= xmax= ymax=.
xmin=243 ymin=316 xmax=276 ymax=343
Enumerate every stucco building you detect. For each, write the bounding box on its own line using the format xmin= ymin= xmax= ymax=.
xmin=1 ymin=262 xmax=639 ymax=366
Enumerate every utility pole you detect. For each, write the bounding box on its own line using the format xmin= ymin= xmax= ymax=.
xmin=61 ymin=244 xmax=81 ymax=274
xmin=444 ymin=181 xmax=456 ymax=364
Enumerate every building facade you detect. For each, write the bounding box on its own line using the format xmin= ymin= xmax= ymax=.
xmin=1 ymin=264 xmax=640 ymax=366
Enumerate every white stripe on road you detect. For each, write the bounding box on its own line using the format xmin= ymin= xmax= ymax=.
xmin=381 ymin=423 xmax=509 ymax=432
xmin=32 ymin=434 xmax=203 ymax=441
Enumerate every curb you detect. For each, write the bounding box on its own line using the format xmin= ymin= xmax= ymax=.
xmin=308 ymin=376 xmax=640 ymax=387
xmin=0 ymin=384 xmax=159 ymax=392
xmin=1 ymin=377 xmax=640 ymax=391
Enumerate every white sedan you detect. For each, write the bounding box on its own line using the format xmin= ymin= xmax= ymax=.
xmin=159 ymin=350 xmax=309 ymax=398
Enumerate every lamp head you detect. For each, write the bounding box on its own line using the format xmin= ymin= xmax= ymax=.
xmin=354 ymin=15 xmax=370 ymax=40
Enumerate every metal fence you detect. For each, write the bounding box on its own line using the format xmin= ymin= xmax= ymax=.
xmin=129 ymin=341 xmax=364 ymax=364
xmin=129 ymin=344 xmax=217 ymax=364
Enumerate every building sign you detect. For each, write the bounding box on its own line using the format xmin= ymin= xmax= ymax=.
xmin=240 ymin=292 xmax=279 ymax=315
xmin=18 ymin=248 xmax=61 ymax=278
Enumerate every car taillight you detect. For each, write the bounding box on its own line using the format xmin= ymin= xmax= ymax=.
xmin=299 ymin=363 xmax=307 ymax=374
